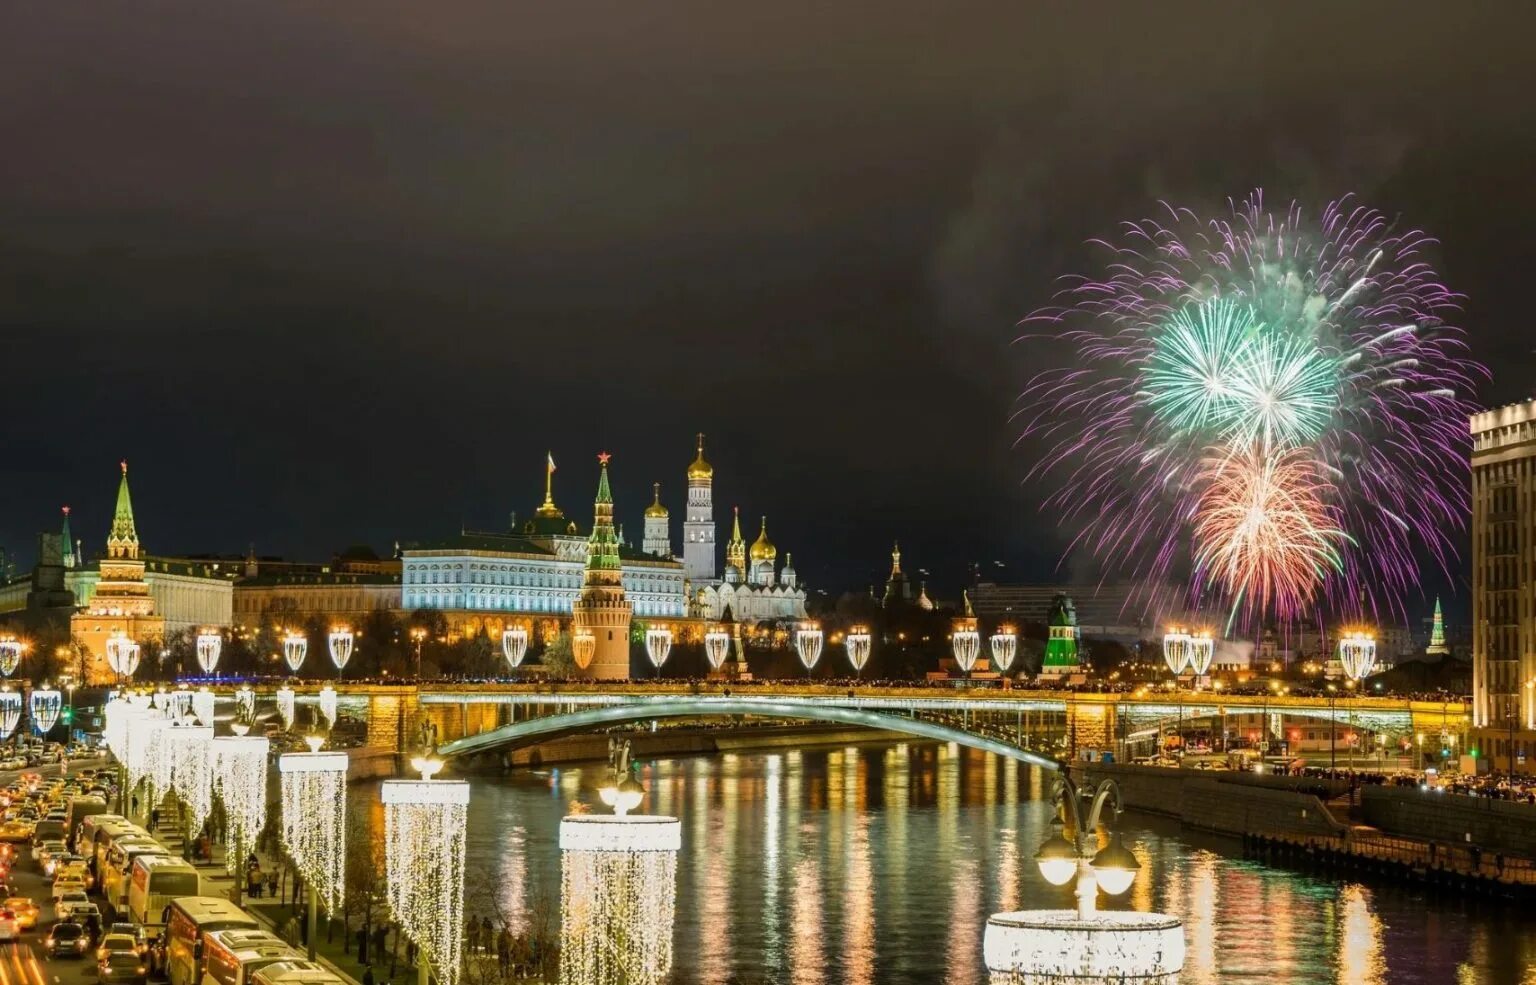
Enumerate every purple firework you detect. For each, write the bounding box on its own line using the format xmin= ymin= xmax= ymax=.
xmin=1016 ymin=191 xmax=1484 ymax=623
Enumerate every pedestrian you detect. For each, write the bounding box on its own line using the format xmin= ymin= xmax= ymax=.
xmin=268 ymin=871 xmax=279 ymax=899
xmin=151 ymin=807 xmax=160 ymax=829
xmin=357 ymin=926 xmax=370 ymax=966
xmin=373 ymin=924 xmax=388 ymax=959
xmin=480 ymin=916 xmax=493 ymax=953
xmin=465 ymin=916 xmax=479 ymax=954
xmin=497 ymin=929 xmax=511 ymax=975
xmin=248 ymin=865 xmax=263 ymax=898
xmin=362 ymin=967 xmax=374 ymax=985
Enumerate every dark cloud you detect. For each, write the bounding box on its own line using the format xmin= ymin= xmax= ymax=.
xmin=2 ymin=2 xmax=1532 ymax=601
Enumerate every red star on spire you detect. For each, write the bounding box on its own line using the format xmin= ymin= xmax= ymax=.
xmin=62 ymin=506 xmax=70 ymax=516
xmin=120 ymin=459 xmax=128 ymax=474
xmin=597 ymin=451 xmax=611 ymax=465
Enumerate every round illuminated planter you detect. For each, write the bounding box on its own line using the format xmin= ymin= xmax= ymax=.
xmin=983 ymin=910 xmax=1185 ymax=984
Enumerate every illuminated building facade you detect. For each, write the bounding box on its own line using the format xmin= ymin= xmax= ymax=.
xmin=70 ymin=463 xmax=167 ymax=683
xmin=694 ymin=509 xmax=806 ymax=625
xmin=1471 ymin=400 xmax=1536 ymax=769
xmin=1039 ymin=593 xmax=1081 ymax=674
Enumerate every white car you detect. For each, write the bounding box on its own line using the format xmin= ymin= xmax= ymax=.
xmin=51 ymin=876 xmax=87 ymax=902
xmin=33 ymin=838 xmax=65 ymax=862
xmin=54 ymin=891 xmax=93 ymax=922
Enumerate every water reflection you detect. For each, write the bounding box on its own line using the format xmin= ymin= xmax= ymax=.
xmin=389 ymin=742 xmax=1536 ymax=984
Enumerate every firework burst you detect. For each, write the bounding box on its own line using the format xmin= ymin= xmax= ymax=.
xmin=1019 ymin=191 xmax=1482 ymax=622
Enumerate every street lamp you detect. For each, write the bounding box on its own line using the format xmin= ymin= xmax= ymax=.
xmin=794 ymin=623 xmax=823 ymax=679
xmin=500 ymin=626 xmax=528 ymax=676
xmin=990 ymin=626 xmax=1018 ymax=678
xmin=0 ymin=637 xmax=22 ymax=678
xmin=951 ymin=621 xmax=981 ymax=680
xmin=703 ymin=627 xmax=730 ymax=674
xmin=328 ymin=627 xmax=354 ymax=677
xmin=410 ymin=627 xmax=428 ymax=679
xmin=1338 ymin=630 xmax=1377 ymax=682
xmin=282 ymin=631 xmax=308 ymax=675
xmin=1033 ymin=775 xmax=1140 ymax=919
xmin=844 ymin=626 xmax=872 ymax=679
xmin=195 ymin=630 xmax=222 ymax=677
xmin=571 ymin=629 xmax=596 ymax=672
xmin=106 ymin=633 xmax=141 ymax=682
xmin=644 ymin=626 xmax=673 ymax=680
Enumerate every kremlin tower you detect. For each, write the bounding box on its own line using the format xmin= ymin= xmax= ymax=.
xmin=683 ymin=434 xmax=716 ymax=582
xmin=72 ymin=462 xmax=165 ymax=684
xmin=571 ymin=453 xmax=634 ymax=680
xmin=642 ymin=483 xmax=671 ymax=558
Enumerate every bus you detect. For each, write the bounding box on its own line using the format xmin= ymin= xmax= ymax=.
xmin=128 ymin=855 xmax=202 ymax=935
xmin=163 ymin=898 xmax=260 ymax=985
xmin=77 ymin=813 xmax=129 ymax=860
xmin=92 ymin=819 xmax=152 ymax=875
xmin=66 ymin=798 xmax=108 ymax=851
xmin=102 ymin=837 xmax=170 ymax=916
xmin=200 ymin=930 xmax=301 ymax=985
xmin=250 ymin=961 xmax=348 ymax=985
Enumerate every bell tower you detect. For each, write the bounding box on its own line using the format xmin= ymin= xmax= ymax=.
xmin=683 ymin=434 xmax=716 ymax=582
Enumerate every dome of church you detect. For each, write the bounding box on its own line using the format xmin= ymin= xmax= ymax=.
xmin=750 ymin=516 xmax=777 ymax=561
xmin=688 ymin=433 xmax=714 ymax=480
xmin=644 ymin=482 xmax=669 ymax=518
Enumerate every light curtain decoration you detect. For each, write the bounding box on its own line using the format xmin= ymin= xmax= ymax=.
xmin=1339 ymin=632 xmax=1378 ymax=681
xmin=279 ymin=750 xmax=348 ymax=913
xmin=195 ymin=632 xmax=222 ymax=675
xmin=0 ymin=690 xmax=21 ymax=740
xmin=276 ymin=687 xmax=296 ymax=730
xmin=703 ymin=630 xmax=730 ymax=671
xmin=382 ymin=779 xmax=470 ymax=985
xmin=951 ymin=625 xmax=981 ymax=674
xmin=211 ymin=736 xmax=269 ymax=875
xmin=169 ymin=689 xmax=194 ymax=722
xmin=317 ymin=687 xmax=338 ymax=729
xmin=147 ymin=715 xmax=176 ymax=797
xmin=990 ymin=629 xmax=1018 ymax=674
xmin=1162 ymin=630 xmax=1191 ymax=676
xmin=328 ymin=629 xmax=354 ymax=672
xmin=234 ymin=687 xmax=256 ymax=728
xmin=0 ymin=640 xmax=20 ymax=677
xmin=126 ymin=711 xmax=166 ymax=793
xmin=106 ymin=635 xmax=141 ymax=678
xmin=1187 ymin=633 xmax=1215 ymax=678
xmin=559 ymin=815 xmax=681 ymax=985
xmin=501 ymin=627 xmax=528 ymax=671
xmin=844 ymin=628 xmax=872 ymax=676
xmin=794 ymin=624 xmax=823 ymax=672
xmin=166 ymin=725 xmax=215 ymax=836
xmin=644 ymin=627 xmax=672 ymax=672
xmin=283 ymin=633 xmax=308 ymax=674
xmin=192 ymin=689 xmax=216 ymax=728
xmin=29 ymin=686 xmax=62 ymax=734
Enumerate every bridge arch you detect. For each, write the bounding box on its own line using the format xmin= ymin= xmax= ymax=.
xmin=437 ymin=698 xmax=1064 ymax=772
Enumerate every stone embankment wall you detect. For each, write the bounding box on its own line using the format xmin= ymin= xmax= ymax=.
xmin=1080 ymin=763 xmax=1345 ymax=839
xmin=1361 ymin=786 xmax=1536 ymax=857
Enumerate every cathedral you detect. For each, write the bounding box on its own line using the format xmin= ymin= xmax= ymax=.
xmin=655 ymin=435 xmax=809 ymax=626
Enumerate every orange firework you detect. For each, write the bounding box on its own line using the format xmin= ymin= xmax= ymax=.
xmin=1192 ymin=447 xmax=1350 ymax=619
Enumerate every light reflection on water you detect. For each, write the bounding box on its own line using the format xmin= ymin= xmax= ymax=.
xmin=417 ymin=742 xmax=1536 ymax=984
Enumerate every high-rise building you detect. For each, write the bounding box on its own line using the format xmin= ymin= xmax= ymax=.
xmin=72 ymin=462 xmax=166 ymax=683
xmin=1471 ymin=400 xmax=1536 ymax=770
xmin=572 ymin=453 xmax=633 ymax=679
xmin=683 ymin=434 xmax=716 ymax=582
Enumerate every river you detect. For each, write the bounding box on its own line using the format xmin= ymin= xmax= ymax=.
xmin=369 ymin=741 xmax=1536 ymax=984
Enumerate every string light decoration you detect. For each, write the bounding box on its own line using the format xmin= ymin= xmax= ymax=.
xmin=234 ymin=686 xmax=256 ymax=727
xmin=195 ymin=631 xmax=222 ymax=675
xmin=382 ymin=775 xmax=470 ymax=985
xmin=0 ymin=690 xmax=21 ymax=740
xmin=192 ymin=689 xmax=216 ymax=728
xmin=328 ymin=627 xmax=354 ymax=673
xmin=147 ymin=714 xmax=176 ymax=799
xmin=1338 ymin=631 xmax=1378 ymax=682
xmin=169 ymin=689 xmax=194 ymax=722
xmin=152 ymin=688 xmax=171 ymax=712
xmin=106 ymin=635 xmax=141 ymax=679
xmin=317 ymin=687 xmax=338 ymax=729
xmin=103 ymin=696 xmax=137 ymax=761
xmin=0 ymin=639 xmax=20 ymax=677
xmin=283 ymin=632 xmax=308 ymax=674
xmin=211 ymin=735 xmax=270 ymax=875
xmin=1187 ymin=631 xmax=1216 ymax=680
xmin=166 ymin=724 xmax=215 ymax=835
xmin=984 ymin=911 xmax=1185 ymax=984
xmin=703 ymin=629 xmax=730 ymax=672
xmin=276 ymin=686 xmax=296 ymax=731
xmin=29 ymin=685 xmax=62 ymax=735
xmin=1162 ymin=629 xmax=1192 ymax=676
xmin=990 ymin=627 xmax=1019 ymax=675
xmin=844 ymin=627 xmax=872 ymax=677
xmin=279 ymin=747 xmax=348 ymax=912
xmin=501 ymin=627 xmax=528 ymax=671
xmin=559 ymin=814 xmax=681 ymax=985
xmin=794 ymin=624 xmax=824 ymax=673
xmin=125 ymin=709 xmax=165 ymax=793
xmin=644 ymin=627 xmax=673 ymax=675
xmin=951 ymin=623 xmax=981 ymax=676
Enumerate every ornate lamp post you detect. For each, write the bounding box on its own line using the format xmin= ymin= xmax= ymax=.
xmin=1186 ymin=631 xmax=1215 ymax=689
xmin=990 ymin=625 xmax=1019 ymax=678
xmin=794 ymin=623 xmax=823 ymax=679
xmin=1162 ymin=628 xmax=1191 ymax=754
xmin=644 ymin=626 xmax=673 ymax=680
xmin=195 ymin=630 xmax=222 ymax=677
xmin=703 ymin=627 xmax=730 ymax=675
xmin=1338 ymin=631 xmax=1377 ymax=683
xmin=0 ymin=637 xmax=22 ymax=678
xmin=106 ymin=633 xmax=141 ymax=683
xmin=382 ymin=747 xmax=470 ymax=985
xmin=501 ymin=626 xmax=528 ymax=677
xmin=410 ymin=627 xmax=428 ymax=679
xmin=844 ymin=626 xmax=872 ymax=680
xmin=0 ymin=689 xmax=21 ymax=741
xmin=30 ymin=684 xmax=62 ymax=738
xmin=282 ymin=631 xmax=308 ymax=676
xmin=280 ymin=734 xmax=348 ymax=959
xmin=952 ymin=614 xmax=981 ymax=680
xmin=328 ymin=626 xmax=354 ymax=678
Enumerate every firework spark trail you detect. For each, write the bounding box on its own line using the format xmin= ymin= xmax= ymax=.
xmin=1018 ymin=191 xmax=1485 ymax=623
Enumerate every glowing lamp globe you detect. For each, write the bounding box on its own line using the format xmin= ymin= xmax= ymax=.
xmin=195 ymin=631 xmax=222 ymax=675
xmin=844 ymin=627 xmax=872 ymax=675
xmin=30 ymin=685 xmax=62 ymax=734
xmin=572 ymin=630 xmax=597 ymax=670
xmin=0 ymin=690 xmax=21 ymax=740
xmin=1162 ymin=629 xmax=1191 ymax=675
xmin=1034 ymin=826 xmax=1079 ymax=887
xmin=990 ymin=628 xmax=1019 ymax=674
xmin=501 ymin=627 xmax=528 ymax=670
xmin=106 ymin=634 xmax=141 ymax=679
xmin=0 ymin=639 xmax=21 ymax=678
xmin=1090 ymin=833 xmax=1140 ymax=896
xmin=1338 ymin=632 xmax=1377 ymax=682
xmin=644 ymin=627 xmax=673 ymax=671
xmin=703 ymin=630 xmax=730 ymax=671
xmin=794 ymin=624 xmax=824 ymax=671
xmin=328 ymin=628 xmax=354 ymax=672
xmin=282 ymin=632 xmax=308 ymax=674
xmin=1187 ymin=632 xmax=1215 ymax=677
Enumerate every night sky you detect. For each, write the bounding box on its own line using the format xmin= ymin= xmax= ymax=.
xmin=2 ymin=3 xmax=1534 ymax=603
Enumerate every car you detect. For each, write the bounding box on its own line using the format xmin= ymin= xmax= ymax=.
xmin=0 ymin=910 xmax=17 ymax=942
xmin=52 ymin=876 xmax=88 ymax=902
xmin=55 ymin=891 xmax=93 ymax=922
xmin=45 ymin=922 xmax=90 ymax=958
xmin=56 ymin=858 xmax=90 ymax=886
xmin=0 ymin=821 xmax=32 ymax=842
xmin=35 ymin=838 xmax=66 ymax=863
xmin=97 ymin=934 xmax=139 ymax=958
xmin=108 ymin=924 xmax=148 ymax=954
xmin=97 ymin=950 xmax=148 ymax=985
xmin=4 ymin=897 xmax=38 ymax=929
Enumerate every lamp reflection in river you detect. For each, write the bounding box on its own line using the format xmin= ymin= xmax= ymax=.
xmin=947 ymin=857 xmax=982 ymax=985
xmin=842 ymin=813 xmax=874 ymax=985
xmin=789 ymin=858 xmax=825 ymax=985
xmin=762 ymin=754 xmax=784 ymax=972
xmin=1186 ymin=850 xmax=1219 ymax=985
xmin=1338 ymin=884 xmax=1386 ymax=985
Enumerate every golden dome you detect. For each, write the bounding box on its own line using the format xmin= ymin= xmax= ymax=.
xmin=749 ymin=516 xmax=776 ymax=561
xmin=687 ymin=432 xmax=714 ymax=480
xmin=644 ymin=482 xmax=669 ymax=518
